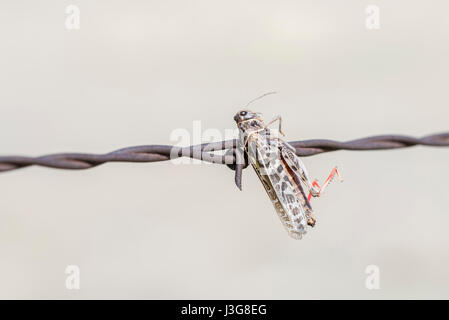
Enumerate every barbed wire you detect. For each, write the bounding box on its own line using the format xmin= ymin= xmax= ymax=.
xmin=1 ymin=133 xmax=448 ymax=188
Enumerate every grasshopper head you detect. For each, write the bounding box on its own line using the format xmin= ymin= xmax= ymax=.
xmin=233 ymin=110 xmax=262 ymax=124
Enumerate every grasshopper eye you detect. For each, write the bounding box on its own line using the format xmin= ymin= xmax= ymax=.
xmin=240 ymin=111 xmax=247 ymax=116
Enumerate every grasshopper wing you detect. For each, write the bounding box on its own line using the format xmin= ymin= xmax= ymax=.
xmin=278 ymin=143 xmax=316 ymax=223
xmin=246 ymin=135 xmax=310 ymax=239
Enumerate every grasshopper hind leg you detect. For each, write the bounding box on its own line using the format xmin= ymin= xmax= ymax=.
xmin=307 ymin=167 xmax=343 ymax=201
xmin=279 ymin=145 xmax=343 ymax=202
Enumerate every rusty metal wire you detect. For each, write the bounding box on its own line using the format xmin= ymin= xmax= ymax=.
xmin=1 ymin=133 xmax=448 ymax=188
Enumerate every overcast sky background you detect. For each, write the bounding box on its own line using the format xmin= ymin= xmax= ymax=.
xmin=0 ymin=1 xmax=448 ymax=299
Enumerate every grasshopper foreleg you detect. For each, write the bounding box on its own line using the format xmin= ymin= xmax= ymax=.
xmin=264 ymin=115 xmax=285 ymax=136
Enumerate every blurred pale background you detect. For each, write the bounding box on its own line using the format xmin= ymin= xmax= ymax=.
xmin=0 ymin=1 xmax=448 ymax=299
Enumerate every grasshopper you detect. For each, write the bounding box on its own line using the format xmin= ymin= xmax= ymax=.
xmin=234 ymin=110 xmax=343 ymax=239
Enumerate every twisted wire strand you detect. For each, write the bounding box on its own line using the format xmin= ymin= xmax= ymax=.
xmin=0 ymin=133 xmax=448 ymax=176
xmin=288 ymin=133 xmax=449 ymax=156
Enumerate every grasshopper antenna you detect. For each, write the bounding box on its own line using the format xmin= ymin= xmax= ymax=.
xmin=244 ymin=91 xmax=277 ymax=108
